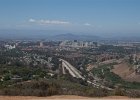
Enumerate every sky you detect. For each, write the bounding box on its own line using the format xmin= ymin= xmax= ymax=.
xmin=0 ymin=0 xmax=140 ymax=37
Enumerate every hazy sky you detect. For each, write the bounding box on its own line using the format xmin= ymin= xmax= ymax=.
xmin=0 ymin=0 xmax=140 ymax=36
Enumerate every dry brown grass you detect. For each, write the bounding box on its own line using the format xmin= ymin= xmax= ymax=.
xmin=112 ymin=63 xmax=140 ymax=82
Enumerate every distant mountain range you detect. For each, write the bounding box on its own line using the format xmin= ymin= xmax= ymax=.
xmin=0 ymin=29 xmax=140 ymax=42
xmin=48 ymin=33 xmax=100 ymax=41
xmin=0 ymin=29 xmax=100 ymax=41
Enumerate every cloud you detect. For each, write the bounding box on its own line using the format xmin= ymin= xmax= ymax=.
xmin=29 ymin=19 xmax=36 ymax=22
xmin=28 ymin=19 xmax=94 ymax=29
xmin=28 ymin=18 xmax=70 ymax=25
xmin=84 ymin=23 xmax=91 ymax=26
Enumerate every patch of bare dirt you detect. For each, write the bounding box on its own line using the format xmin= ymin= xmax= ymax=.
xmin=102 ymin=96 xmax=129 ymax=99
xmin=0 ymin=95 xmax=134 ymax=100
xmin=112 ymin=63 xmax=140 ymax=82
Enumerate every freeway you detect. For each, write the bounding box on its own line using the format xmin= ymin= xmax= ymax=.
xmin=60 ymin=59 xmax=113 ymax=90
xmin=62 ymin=59 xmax=84 ymax=79
xmin=62 ymin=61 xmax=77 ymax=77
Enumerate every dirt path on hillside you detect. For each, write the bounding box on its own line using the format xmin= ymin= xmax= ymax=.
xmin=0 ymin=95 xmax=133 ymax=100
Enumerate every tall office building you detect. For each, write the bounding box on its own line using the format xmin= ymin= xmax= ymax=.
xmin=40 ymin=42 xmax=44 ymax=47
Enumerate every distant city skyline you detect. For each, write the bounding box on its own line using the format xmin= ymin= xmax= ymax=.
xmin=0 ymin=0 xmax=140 ymax=37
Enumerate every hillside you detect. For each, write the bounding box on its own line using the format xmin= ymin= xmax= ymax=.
xmin=112 ymin=63 xmax=140 ymax=82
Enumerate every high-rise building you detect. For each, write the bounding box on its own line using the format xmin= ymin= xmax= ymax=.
xmin=40 ymin=42 xmax=44 ymax=47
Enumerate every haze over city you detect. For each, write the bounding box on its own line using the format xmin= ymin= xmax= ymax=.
xmin=0 ymin=0 xmax=140 ymax=38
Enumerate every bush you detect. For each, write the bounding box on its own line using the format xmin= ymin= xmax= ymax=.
xmin=113 ymin=87 xmax=125 ymax=96
xmin=47 ymin=86 xmax=58 ymax=96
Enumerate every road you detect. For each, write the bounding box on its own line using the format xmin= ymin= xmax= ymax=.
xmin=60 ymin=59 xmax=113 ymax=90
xmin=61 ymin=59 xmax=84 ymax=79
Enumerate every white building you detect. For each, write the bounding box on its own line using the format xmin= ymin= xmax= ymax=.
xmin=60 ymin=40 xmax=97 ymax=48
xmin=4 ymin=45 xmax=16 ymax=49
xmin=40 ymin=42 xmax=44 ymax=47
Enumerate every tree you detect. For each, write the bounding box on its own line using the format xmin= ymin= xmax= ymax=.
xmin=129 ymin=55 xmax=133 ymax=64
